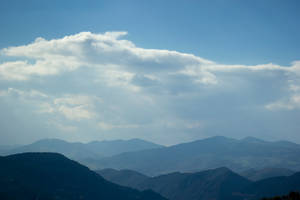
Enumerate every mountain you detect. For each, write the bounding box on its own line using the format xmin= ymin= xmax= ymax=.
xmin=241 ymin=167 xmax=295 ymax=181
xmin=0 ymin=145 xmax=19 ymax=155
xmin=5 ymin=138 xmax=163 ymax=162
xmin=98 ymin=167 xmax=252 ymax=200
xmin=85 ymin=138 xmax=163 ymax=157
xmin=242 ymin=171 xmax=300 ymax=199
xmin=98 ymin=167 xmax=300 ymax=200
xmin=0 ymin=152 xmax=167 ymax=200
xmin=6 ymin=138 xmax=101 ymax=160
xmin=97 ymin=168 xmax=149 ymax=189
xmin=93 ymin=136 xmax=300 ymax=176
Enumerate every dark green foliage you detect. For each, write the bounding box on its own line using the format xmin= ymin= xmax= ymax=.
xmin=0 ymin=153 xmax=167 ymax=200
xmin=261 ymin=191 xmax=300 ymax=200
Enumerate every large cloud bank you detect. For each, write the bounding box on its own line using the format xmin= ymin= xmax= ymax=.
xmin=1 ymin=32 xmax=300 ymax=145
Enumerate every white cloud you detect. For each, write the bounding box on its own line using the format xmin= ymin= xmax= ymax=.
xmin=54 ymin=95 xmax=100 ymax=106
xmin=1 ymin=32 xmax=300 ymax=144
xmin=289 ymin=84 xmax=300 ymax=92
xmin=0 ymin=87 xmax=98 ymax=121
xmin=266 ymin=94 xmax=300 ymax=111
xmin=0 ymin=88 xmax=48 ymax=100
xmin=1 ymin=32 xmax=299 ymax=96
xmin=0 ymin=32 xmax=213 ymax=88
xmin=57 ymin=105 xmax=94 ymax=121
xmin=45 ymin=94 xmax=98 ymax=121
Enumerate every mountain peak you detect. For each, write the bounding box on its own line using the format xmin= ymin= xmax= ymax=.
xmin=214 ymin=166 xmax=232 ymax=173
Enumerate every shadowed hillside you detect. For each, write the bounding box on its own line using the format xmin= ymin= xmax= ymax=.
xmin=98 ymin=167 xmax=300 ymax=200
xmin=98 ymin=167 xmax=252 ymax=200
xmin=0 ymin=153 xmax=167 ymax=200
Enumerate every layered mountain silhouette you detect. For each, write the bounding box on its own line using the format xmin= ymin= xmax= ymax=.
xmin=4 ymin=138 xmax=163 ymax=161
xmin=241 ymin=167 xmax=295 ymax=181
xmin=94 ymin=136 xmax=300 ymax=175
xmin=97 ymin=168 xmax=149 ymax=189
xmin=98 ymin=167 xmax=251 ymax=200
xmin=97 ymin=167 xmax=300 ymax=200
xmin=242 ymin=171 xmax=300 ymax=198
xmin=0 ymin=153 xmax=167 ymax=200
xmin=2 ymin=136 xmax=300 ymax=200
xmin=0 ymin=145 xmax=19 ymax=155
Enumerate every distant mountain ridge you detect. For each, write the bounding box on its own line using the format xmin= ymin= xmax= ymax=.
xmin=4 ymin=136 xmax=300 ymax=176
xmin=4 ymin=138 xmax=163 ymax=162
xmin=97 ymin=167 xmax=300 ymax=200
xmin=94 ymin=136 xmax=300 ymax=175
xmin=97 ymin=168 xmax=149 ymax=189
xmin=241 ymin=167 xmax=295 ymax=181
xmin=0 ymin=152 xmax=167 ymax=200
xmin=98 ymin=167 xmax=251 ymax=200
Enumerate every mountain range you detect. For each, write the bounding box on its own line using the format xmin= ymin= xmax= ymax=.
xmin=93 ymin=136 xmax=300 ymax=175
xmin=2 ymin=135 xmax=300 ymax=200
xmin=3 ymin=138 xmax=163 ymax=162
xmin=0 ymin=152 xmax=167 ymax=200
xmin=97 ymin=167 xmax=300 ymax=200
xmin=4 ymin=136 xmax=300 ymax=177
xmin=241 ymin=168 xmax=295 ymax=181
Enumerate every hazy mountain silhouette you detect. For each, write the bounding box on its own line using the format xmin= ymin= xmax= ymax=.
xmin=242 ymin=171 xmax=300 ymax=199
xmin=241 ymin=167 xmax=295 ymax=181
xmin=0 ymin=153 xmax=167 ymax=200
xmin=0 ymin=145 xmax=19 ymax=155
xmin=85 ymin=138 xmax=163 ymax=157
xmin=6 ymin=139 xmax=101 ymax=160
xmin=5 ymin=138 xmax=163 ymax=162
xmin=97 ymin=168 xmax=149 ymax=189
xmin=94 ymin=136 xmax=300 ymax=175
xmin=98 ymin=167 xmax=300 ymax=200
xmin=98 ymin=167 xmax=251 ymax=200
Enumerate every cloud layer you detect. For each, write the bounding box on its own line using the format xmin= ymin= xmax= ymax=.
xmin=0 ymin=32 xmax=300 ymax=145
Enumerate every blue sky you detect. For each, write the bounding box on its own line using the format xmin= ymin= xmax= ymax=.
xmin=1 ymin=0 xmax=300 ymax=65
xmin=0 ymin=0 xmax=300 ymax=145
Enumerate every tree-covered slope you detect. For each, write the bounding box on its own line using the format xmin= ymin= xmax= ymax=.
xmin=0 ymin=153 xmax=167 ymax=200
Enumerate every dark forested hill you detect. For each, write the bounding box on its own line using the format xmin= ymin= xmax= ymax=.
xmin=242 ymin=172 xmax=300 ymax=199
xmin=94 ymin=136 xmax=300 ymax=175
xmin=0 ymin=153 xmax=167 ymax=200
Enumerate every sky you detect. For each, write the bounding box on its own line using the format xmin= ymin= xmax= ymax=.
xmin=0 ymin=0 xmax=300 ymax=145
